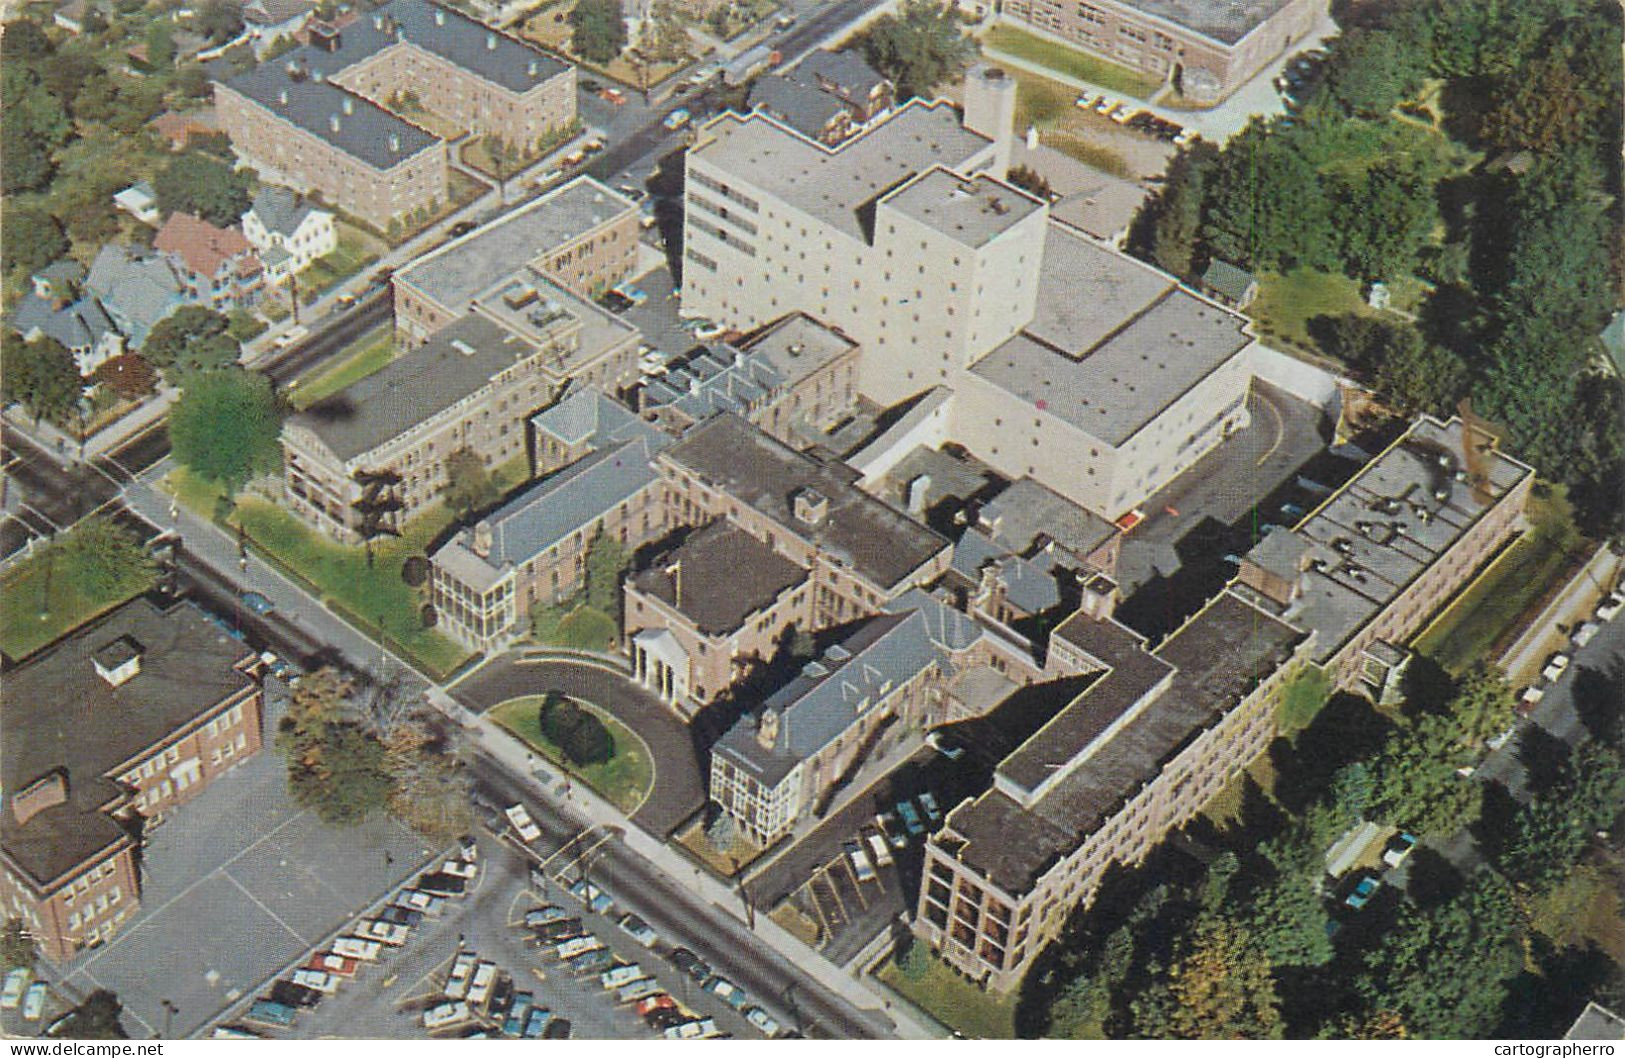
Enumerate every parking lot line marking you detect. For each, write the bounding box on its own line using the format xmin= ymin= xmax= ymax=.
xmin=71 ymin=808 xmax=318 ymax=979
xmin=1256 ymin=390 xmax=1286 ymax=467
xmin=224 ymin=874 xmax=312 ymax=949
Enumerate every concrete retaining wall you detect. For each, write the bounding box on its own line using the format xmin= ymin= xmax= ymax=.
xmin=1251 ymin=343 xmax=1347 ymax=410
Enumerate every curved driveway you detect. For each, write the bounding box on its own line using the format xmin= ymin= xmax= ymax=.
xmin=453 ymin=655 xmax=706 ymax=837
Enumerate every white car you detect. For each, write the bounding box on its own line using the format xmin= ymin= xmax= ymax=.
xmin=21 ymin=982 xmax=46 ymax=1022
xmin=444 ymin=952 xmax=477 ymax=1000
xmin=422 ymin=1001 xmax=470 ymax=1030
xmin=1 ymin=968 xmax=29 ymax=1010
xmin=1573 ymin=621 xmax=1601 ymax=649
xmin=505 ymin=803 xmax=542 ymax=843
xmin=333 ymin=936 xmax=383 ymax=961
xmin=397 ymin=889 xmax=446 ymax=915
xmin=694 ymin=320 xmax=726 ymax=341
xmin=1542 ymin=653 xmax=1572 ymax=682
xmin=355 ymin=919 xmax=410 ymax=946
xmin=1597 ymin=591 xmax=1624 ymax=622
xmin=291 ymin=969 xmax=339 ymax=994
xmin=466 ymin=962 xmax=498 ymax=1005
xmin=745 ymin=1005 xmax=781 ymax=1037
xmin=441 ymin=859 xmax=478 ymax=880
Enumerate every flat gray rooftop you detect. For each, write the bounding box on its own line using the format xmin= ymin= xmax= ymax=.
xmin=980 ymin=477 xmax=1120 ymax=562
xmin=878 ymin=168 xmax=1045 ymax=249
xmin=690 ymin=101 xmax=994 ymax=243
xmin=1253 ymin=417 xmax=1532 ymax=662
xmin=1117 ymin=0 xmax=1296 ymax=45
xmin=291 ymin=315 xmax=534 ymax=461
xmin=397 ymin=177 xmax=637 ymax=311
xmin=471 ymin=266 xmax=639 ymax=377
xmin=740 ymin=312 xmax=857 ymax=381
xmin=970 ymin=228 xmax=1253 ymax=447
xmin=660 ymin=413 xmax=950 ymax=592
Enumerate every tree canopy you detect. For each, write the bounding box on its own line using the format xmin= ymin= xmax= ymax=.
xmin=854 ymin=0 xmax=978 ymax=102
xmin=168 ymin=368 xmax=283 ymax=492
xmin=441 ymin=447 xmax=499 ymax=518
xmin=1 ymin=331 xmax=81 ymax=425
xmin=277 ymin=668 xmax=395 ymax=825
xmin=570 ymin=0 xmax=627 ymax=65
xmin=153 ymin=153 xmax=255 ymax=227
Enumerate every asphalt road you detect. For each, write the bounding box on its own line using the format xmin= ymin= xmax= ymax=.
xmin=453 ymin=656 xmax=707 ymax=838
xmin=258 ymin=290 xmax=393 ymax=387
xmin=1 ymin=419 xmax=171 ymax=559
xmin=470 ymin=754 xmax=898 ymax=1039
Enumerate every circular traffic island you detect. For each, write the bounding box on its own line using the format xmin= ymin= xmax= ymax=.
xmin=489 ymin=692 xmax=655 ymax=814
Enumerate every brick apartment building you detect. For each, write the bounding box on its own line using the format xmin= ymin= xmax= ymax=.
xmin=429 ymin=390 xmax=672 ymax=652
xmin=0 ymin=598 xmax=264 ymax=964
xmin=628 ymin=414 xmax=953 ymax=712
xmin=280 ymin=286 xmax=641 ymax=542
xmin=392 ymin=177 xmax=640 ymax=346
xmin=913 ymin=416 xmax=1533 ymax=991
xmin=998 ymin=0 xmax=1324 ymax=102
xmin=216 ymin=0 xmax=575 ymax=230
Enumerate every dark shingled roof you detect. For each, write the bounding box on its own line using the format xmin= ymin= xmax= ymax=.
xmin=1 ymin=598 xmax=257 ymax=890
xmin=660 ymin=414 xmax=950 ymax=593
xmin=221 ymin=61 xmax=438 ymax=171
xmin=633 ymin=521 xmax=807 ymax=636
xmin=945 ymin=590 xmax=1305 ymax=893
xmin=1120 ymin=0 xmax=1295 ymax=46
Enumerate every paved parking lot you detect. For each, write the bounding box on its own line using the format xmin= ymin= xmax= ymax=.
xmin=241 ymin=826 xmax=778 ymax=1040
xmin=61 ymin=688 xmax=436 ymax=1039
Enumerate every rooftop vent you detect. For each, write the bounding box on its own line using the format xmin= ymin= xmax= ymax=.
xmin=528 ymin=59 xmax=538 ymax=76
xmin=342 ymin=96 xmax=354 ymax=115
xmin=472 ymin=520 xmax=493 ymax=559
xmin=93 ymin=634 xmax=144 ymax=688
xmin=793 ymin=487 xmax=828 ymax=527
xmin=434 ymin=7 xmax=445 ymax=24
xmin=9 ymin=772 xmax=67 ymax=826
xmin=388 ymin=133 xmax=400 ymax=152
xmin=329 ymin=113 xmax=341 ymax=133
xmin=486 ymin=32 xmax=497 ymax=50
xmin=451 ymin=338 xmax=477 ymax=357
xmin=278 ymin=88 xmax=289 ymax=106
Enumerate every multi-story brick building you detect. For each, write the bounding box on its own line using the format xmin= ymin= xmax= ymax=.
xmin=637 ymin=313 xmax=860 ymax=442
xmin=216 ymin=0 xmax=576 ymax=230
xmin=392 ymin=177 xmax=639 ymax=346
xmin=0 ymin=598 xmax=264 ymax=964
xmin=913 ymin=415 xmax=1533 ymax=992
xmin=625 ymin=521 xmax=814 ymax=712
xmin=998 ymin=0 xmax=1324 ymax=102
xmin=280 ymin=290 xmax=641 ymax=542
xmin=429 ymin=389 xmax=671 ymax=652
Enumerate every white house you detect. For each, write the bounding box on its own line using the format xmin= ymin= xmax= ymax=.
xmin=242 ymin=0 xmax=316 ymax=57
xmin=113 ymin=182 xmax=161 ymax=226
xmin=241 ymin=186 xmax=337 ymax=284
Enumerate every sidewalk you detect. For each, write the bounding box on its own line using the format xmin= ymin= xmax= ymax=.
xmin=454 ymin=699 xmax=945 ymax=1039
xmin=3 ymin=385 xmax=176 ymax=467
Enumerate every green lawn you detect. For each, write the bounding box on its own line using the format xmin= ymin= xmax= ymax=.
xmin=532 ymin=600 xmax=618 ymax=651
xmin=1249 ymin=268 xmax=1371 ymax=354
xmin=1412 ymin=513 xmax=1584 ymax=677
xmin=489 ymin=695 xmax=654 ymax=813
xmin=876 ymin=945 xmax=1018 ymax=1039
xmin=162 ymin=469 xmax=472 ymax=679
xmin=0 ymin=546 xmax=154 ymax=661
xmin=300 ymin=230 xmax=379 ymax=299
xmin=983 ymin=24 xmax=1162 ymax=99
xmin=289 ymin=326 xmax=397 ymax=409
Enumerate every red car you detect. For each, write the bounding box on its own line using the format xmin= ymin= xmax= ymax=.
xmin=636 ymin=994 xmax=676 ymax=1018
xmin=305 ymin=953 xmax=359 ymax=977
xmin=600 ymin=87 xmax=626 ymax=105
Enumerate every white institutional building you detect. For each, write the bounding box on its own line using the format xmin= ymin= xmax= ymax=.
xmin=681 ymin=64 xmax=1259 ymax=523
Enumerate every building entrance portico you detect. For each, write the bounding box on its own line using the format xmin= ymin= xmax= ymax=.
xmin=632 ymin=627 xmax=692 ymax=713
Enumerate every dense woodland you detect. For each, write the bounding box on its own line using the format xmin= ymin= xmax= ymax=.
xmin=1130 ymin=0 xmax=1625 ymax=538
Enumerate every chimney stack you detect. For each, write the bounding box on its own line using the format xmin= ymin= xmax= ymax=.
xmin=329 ymin=113 xmax=341 ymax=133
xmin=962 ymin=64 xmax=1017 ymax=180
xmin=472 ymin=520 xmax=493 ymax=559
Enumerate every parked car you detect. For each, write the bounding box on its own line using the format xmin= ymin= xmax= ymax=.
xmin=704 ymin=975 xmax=748 ymax=1010
xmin=917 ymin=791 xmax=941 ymax=821
xmin=422 ymin=1001 xmax=470 ymax=1030
xmin=556 ymin=935 xmax=603 ymax=960
xmin=467 ymin=962 xmax=498 ymax=1006
xmin=521 ymin=1006 xmax=553 ymax=1038
xmin=568 ymin=948 xmax=613 ymax=974
xmin=1542 ymin=653 xmax=1572 ymax=682
xmin=866 ymin=831 xmax=893 ymax=868
xmin=665 ymin=1017 xmax=719 ymax=1039
xmin=569 ymin=878 xmax=614 ymax=914
xmin=245 ymin=1000 xmax=297 ymax=1028
xmin=354 ymin=919 xmax=409 ymax=946
xmin=602 ymin=289 xmax=637 ymax=314
xmin=600 ymin=87 xmax=626 ymax=104
xmin=505 ymin=803 xmax=541 ymax=843
xmin=618 ymin=977 xmax=663 ymax=1003
xmin=745 ymin=1005 xmax=781 ymax=1037
xmin=1573 ymin=621 xmax=1601 ymax=649
xmin=600 ymin=963 xmax=644 ymax=990
xmin=544 ymin=1018 xmax=573 ymax=1039
xmin=1344 ymin=875 xmax=1381 ymax=910
xmin=501 ymin=992 xmax=534 ymax=1036
xmin=618 ymin=913 xmax=659 ymax=947
xmin=844 ymin=840 xmax=875 ymax=882
xmin=291 ymin=969 xmax=339 ymax=994
xmin=417 ymin=871 xmax=467 ymax=897
xmin=396 ymin=889 xmax=446 ymax=915
xmin=1516 ymin=684 xmax=1545 ymax=716
xmin=536 ymin=918 xmax=585 ymax=942
xmin=1382 ymin=832 xmax=1417 ymax=869
xmin=2 ymin=968 xmax=29 ymax=1010
xmin=670 ymin=947 xmax=711 ymax=984
xmin=1597 ymin=591 xmax=1624 ymax=622
xmin=447 ymin=220 xmax=477 ymax=238
xmin=241 ymin=591 xmax=274 ymax=615
xmin=896 ymin=800 xmax=924 ymax=835
xmin=637 ymin=993 xmax=678 ymax=1018
xmin=612 ymin=282 xmax=648 ymax=307
xmin=20 ymin=982 xmax=45 ymax=1021
xmin=525 ymin=905 xmax=568 ymax=928
xmin=663 ymin=108 xmax=691 ymax=130
xmin=376 ymin=905 xmax=423 ymax=928
xmin=444 ymin=952 xmax=478 ymax=1000
xmin=647 ymin=1007 xmax=689 ymax=1031
xmin=269 ymin=980 xmax=323 ymax=1008
xmin=305 ymin=953 xmax=359 ymax=977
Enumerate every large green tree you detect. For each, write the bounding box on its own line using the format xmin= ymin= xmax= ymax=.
xmin=1338 ymin=161 xmax=1439 ymax=283
xmin=49 ymin=990 xmax=126 ymax=1039
xmin=168 ymin=368 xmax=283 ymax=492
xmin=1 ymin=204 xmax=67 ymax=279
xmin=1131 ymin=914 xmax=1284 ymax=1039
xmin=152 ymin=153 xmax=254 ymax=227
xmin=1 ymin=332 xmax=81 ymax=425
xmin=1366 ymin=711 xmax=1482 ymax=836
xmin=57 ymin=516 xmax=156 ymax=601
xmin=441 ymin=447 xmax=499 ymax=517
xmin=141 ymin=306 xmax=241 ymax=382
xmin=277 ymin=668 xmax=395 ymax=825
xmin=583 ymin=525 xmax=629 ymax=621
xmin=855 ymin=0 xmax=978 ymax=102
xmin=570 ymin=0 xmax=627 ymax=65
